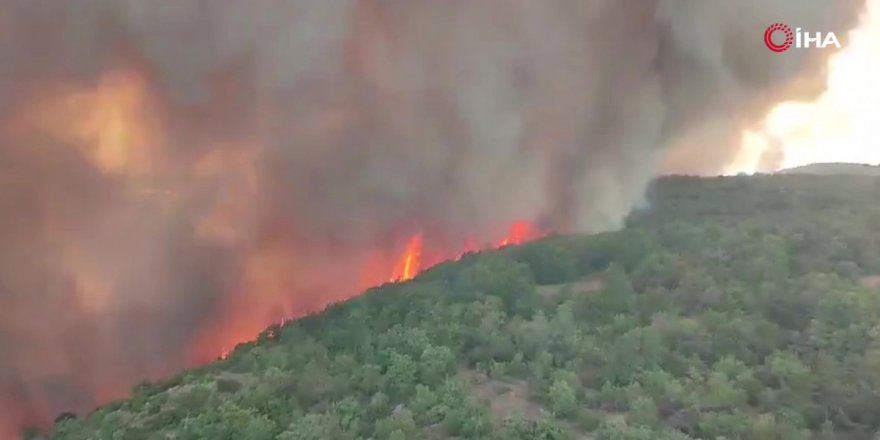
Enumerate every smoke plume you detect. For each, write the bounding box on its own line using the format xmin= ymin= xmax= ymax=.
xmin=0 ymin=0 xmax=866 ymax=435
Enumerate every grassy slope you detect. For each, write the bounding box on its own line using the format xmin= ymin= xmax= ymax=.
xmin=40 ymin=174 xmax=880 ymax=440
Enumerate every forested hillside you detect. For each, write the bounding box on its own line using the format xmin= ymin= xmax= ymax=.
xmin=40 ymin=175 xmax=880 ymax=440
xmin=778 ymin=163 xmax=880 ymax=176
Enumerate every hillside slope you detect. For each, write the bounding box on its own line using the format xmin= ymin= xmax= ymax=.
xmin=778 ymin=162 xmax=880 ymax=176
xmin=38 ymin=174 xmax=880 ymax=440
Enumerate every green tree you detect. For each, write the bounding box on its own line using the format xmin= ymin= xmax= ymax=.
xmin=374 ymin=408 xmax=417 ymax=440
xmin=276 ymin=413 xmax=343 ymax=440
xmin=548 ymin=379 xmax=578 ymax=417
xmin=386 ymin=352 xmax=417 ymax=397
xmin=629 ymin=396 xmax=659 ymax=428
xmin=420 ymin=344 xmax=454 ymax=384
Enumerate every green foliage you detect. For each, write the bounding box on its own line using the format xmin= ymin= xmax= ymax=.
xmin=512 ymin=242 xmax=578 ymax=284
xmin=548 ymin=379 xmax=578 ymax=417
xmin=385 ymin=352 xmax=417 ymax=397
xmin=374 ymin=408 xmax=417 ymax=440
xmin=44 ymin=175 xmax=880 ymax=440
xmin=629 ymin=396 xmax=659 ymax=428
xmin=498 ymin=415 xmax=572 ymax=440
xmin=276 ymin=413 xmax=344 ymax=440
xmin=420 ymin=344 xmax=455 ymax=384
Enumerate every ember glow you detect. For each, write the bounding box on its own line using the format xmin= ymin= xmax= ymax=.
xmin=212 ymin=219 xmax=542 ymax=362
xmin=0 ymin=0 xmax=868 ymax=437
xmin=390 ymin=235 xmax=423 ymax=282
xmin=385 ymin=221 xmax=541 ymax=283
xmin=498 ymin=221 xmax=537 ymax=248
xmin=187 ymin=223 xmax=554 ymax=370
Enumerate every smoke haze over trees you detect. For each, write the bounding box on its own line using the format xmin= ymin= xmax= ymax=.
xmin=0 ymin=0 xmax=868 ymax=434
xmin=41 ymin=173 xmax=880 ymax=439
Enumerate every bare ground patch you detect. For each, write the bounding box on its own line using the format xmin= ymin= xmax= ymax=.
xmin=457 ymin=368 xmax=546 ymax=424
xmin=860 ymin=275 xmax=880 ymax=288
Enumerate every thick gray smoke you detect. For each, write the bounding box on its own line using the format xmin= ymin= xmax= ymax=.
xmin=0 ymin=0 xmax=866 ymax=434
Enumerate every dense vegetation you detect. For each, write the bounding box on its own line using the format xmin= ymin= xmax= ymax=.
xmin=39 ymin=174 xmax=880 ymax=440
xmin=779 ymin=163 xmax=880 ymax=176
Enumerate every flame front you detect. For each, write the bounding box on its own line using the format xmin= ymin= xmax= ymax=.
xmin=196 ymin=220 xmax=542 ymax=367
xmin=386 ymin=220 xmax=540 ymax=283
xmin=390 ymin=235 xmax=423 ymax=282
xmin=498 ymin=221 xmax=536 ymax=247
xmin=3 ymin=0 xmax=866 ymax=435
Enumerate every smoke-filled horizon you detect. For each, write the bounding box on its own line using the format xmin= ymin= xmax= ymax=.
xmin=0 ymin=0 xmax=866 ymax=435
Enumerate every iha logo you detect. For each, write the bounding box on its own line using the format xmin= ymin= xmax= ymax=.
xmin=764 ymin=22 xmax=841 ymax=52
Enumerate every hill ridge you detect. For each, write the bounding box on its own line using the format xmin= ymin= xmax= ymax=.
xmin=36 ymin=174 xmax=880 ymax=440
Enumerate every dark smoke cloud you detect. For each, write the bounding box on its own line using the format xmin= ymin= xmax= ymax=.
xmin=0 ymin=0 xmax=866 ymax=435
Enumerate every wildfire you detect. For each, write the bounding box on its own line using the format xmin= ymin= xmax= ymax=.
xmin=199 ymin=220 xmax=542 ymax=366
xmin=498 ymin=220 xmax=536 ymax=247
xmin=0 ymin=54 xmax=555 ymax=440
xmin=387 ymin=220 xmax=539 ymax=283
xmin=390 ymin=235 xmax=423 ymax=282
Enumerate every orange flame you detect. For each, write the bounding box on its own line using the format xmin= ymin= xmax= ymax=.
xmin=390 ymin=234 xmax=423 ymax=282
xmin=385 ymin=220 xmax=540 ymax=284
xmin=197 ymin=220 xmax=541 ymax=370
xmin=194 ymin=221 xmax=542 ymax=370
xmin=498 ymin=220 xmax=535 ymax=247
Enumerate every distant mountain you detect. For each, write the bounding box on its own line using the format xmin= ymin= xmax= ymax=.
xmin=778 ymin=162 xmax=880 ymax=175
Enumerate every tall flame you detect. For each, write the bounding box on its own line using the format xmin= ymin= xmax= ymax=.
xmin=203 ymin=220 xmax=541 ymax=366
xmin=386 ymin=220 xmax=540 ymax=283
xmin=498 ymin=220 xmax=536 ymax=247
xmin=390 ymin=235 xmax=423 ymax=282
